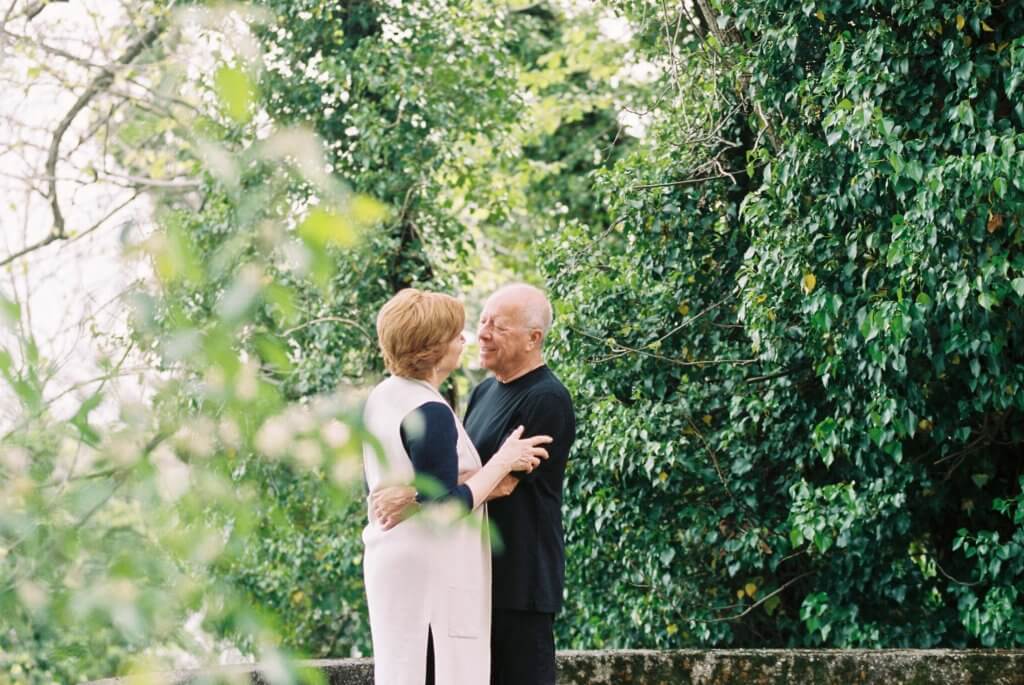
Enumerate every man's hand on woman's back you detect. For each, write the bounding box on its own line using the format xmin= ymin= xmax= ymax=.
xmin=371 ymin=485 xmax=417 ymax=531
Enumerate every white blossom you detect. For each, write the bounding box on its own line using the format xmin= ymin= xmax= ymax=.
xmin=0 ymin=447 xmax=29 ymax=475
xmin=218 ymin=418 xmax=242 ymax=450
xmin=235 ymin=360 xmax=260 ymax=401
xmin=320 ymin=419 xmax=351 ymax=448
xmin=255 ymin=415 xmax=292 ymax=458
xmin=331 ymin=454 xmax=361 ymax=485
xmin=293 ymin=439 xmax=322 ymax=470
xmin=152 ymin=444 xmax=191 ymax=502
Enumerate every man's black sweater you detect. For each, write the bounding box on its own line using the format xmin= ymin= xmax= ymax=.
xmin=464 ymin=365 xmax=575 ymax=613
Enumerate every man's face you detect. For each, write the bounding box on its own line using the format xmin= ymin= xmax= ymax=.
xmin=476 ymin=294 xmax=531 ymax=376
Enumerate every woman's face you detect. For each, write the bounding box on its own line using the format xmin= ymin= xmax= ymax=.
xmin=436 ymin=331 xmax=466 ymax=377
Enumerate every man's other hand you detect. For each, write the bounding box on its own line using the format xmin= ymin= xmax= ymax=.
xmin=371 ymin=485 xmax=417 ymax=530
xmin=486 ymin=474 xmax=520 ymax=502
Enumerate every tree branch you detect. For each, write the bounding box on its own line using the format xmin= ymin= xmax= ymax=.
xmin=0 ymin=232 xmax=61 ymax=268
xmin=0 ymin=26 xmax=102 ymax=69
xmin=282 ymin=315 xmax=373 ymax=341
xmin=42 ymin=15 xmax=167 ymax=246
xmin=576 ymin=325 xmax=758 ymax=368
xmin=0 ymin=428 xmax=170 ymax=590
xmin=23 ymin=0 xmax=68 ymax=22
xmin=0 ymin=190 xmax=139 ymax=269
xmin=630 ymin=169 xmax=746 ymax=191
xmin=699 ymin=571 xmax=814 ymax=624
xmin=693 ymin=0 xmax=741 ymax=48
xmin=744 ymin=363 xmax=809 ymax=384
xmin=66 ymin=190 xmax=140 ymax=243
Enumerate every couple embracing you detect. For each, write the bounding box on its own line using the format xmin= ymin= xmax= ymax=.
xmin=362 ymin=284 xmax=576 ymax=685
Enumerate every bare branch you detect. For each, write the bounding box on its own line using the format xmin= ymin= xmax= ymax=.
xmin=282 ymin=315 xmax=373 ymax=341
xmin=752 ymin=100 xmax=782 ymax=152
xmin=0 ymin=188 xmax=140 ymax=271
xmin=629 ymin=169 xmax=745 ymax=191
xmin=683 ymin=411 xmax=737 ymax=509
xmin=574 ymin=325 xmax=757 ymax=368
xmin=698 ymin=572 xmax=814 ymax=624
xmin=0 ymin=26 xmax=103 ymax=69
xmin=934 ymin=556 xmax=982 ymax=588
xmin=42 ymin=15 xmax=167 ymax=244
xmin=645 ymin=292 xmax=736 ymax=347
xmin=745 ymin=364 xmax=808 ymax=384
xmin=65 ymin=191 xmax=140 ymax=244
xmin=22 ymin=0 xmax=68 ymax=22
xmin=97 ymin=171 xmax=201 ymax=190
xmin=2 ymin=1 xmax=19 ymax=27
xmin=0 ymin=232 xmax=61 ymax=269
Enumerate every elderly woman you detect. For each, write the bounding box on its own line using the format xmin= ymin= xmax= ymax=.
xmin=362 ymin=288 xmax=551 ymax=685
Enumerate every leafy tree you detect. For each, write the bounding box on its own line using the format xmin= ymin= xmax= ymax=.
xmin=548 ymin=0 xmax=1024 ymax=649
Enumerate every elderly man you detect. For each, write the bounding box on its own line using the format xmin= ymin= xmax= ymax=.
xmin=373 ymin=283 xmax=576 ymax=685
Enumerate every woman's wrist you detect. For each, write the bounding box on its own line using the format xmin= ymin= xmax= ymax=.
xmin=497 ymin=451 xmax=516 ymax=475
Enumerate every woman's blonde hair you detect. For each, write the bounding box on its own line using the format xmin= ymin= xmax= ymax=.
xmin=376 ymin=288 xmax=464 ymax=379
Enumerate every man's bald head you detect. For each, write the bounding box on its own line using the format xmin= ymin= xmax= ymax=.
xmin=477 ymin=283 xmax=553 ymax=382
xmin=487 ymin=283 xmax=553 ymax=340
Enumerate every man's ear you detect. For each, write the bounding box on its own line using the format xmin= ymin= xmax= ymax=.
xmin=528 ymin=329 xmax=544 ymax=349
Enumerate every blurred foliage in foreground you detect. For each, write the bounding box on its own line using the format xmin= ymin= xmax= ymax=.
xmin=0 ymin=3 xmax=376 ymax=681
xmin=1 ymin=0 xmax=633 ymax=681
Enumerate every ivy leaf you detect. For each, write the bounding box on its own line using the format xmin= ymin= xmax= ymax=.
xmin=887 ymin=153 xmax=904 ymax=175
xmin=992 ymin=178 xmax=1007 ymax=198
xmin=987 ymin=212 xmax=1004 ymax=232
xmin=802 ymin=273 xmax=817 ymax=294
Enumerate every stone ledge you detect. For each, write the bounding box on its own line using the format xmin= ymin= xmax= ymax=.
xmin=87 ymin=649 xmax=1024 ymax=685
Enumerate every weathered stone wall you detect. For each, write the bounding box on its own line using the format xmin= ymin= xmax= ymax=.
xmin=556 ymin=649 xmax=1024 ymax=684
xmin=87 ymin=649 xmax=1024 ymax=685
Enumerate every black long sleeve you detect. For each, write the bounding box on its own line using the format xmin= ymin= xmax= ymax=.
xmin=400 ymin=401 xmax=474 ymax=510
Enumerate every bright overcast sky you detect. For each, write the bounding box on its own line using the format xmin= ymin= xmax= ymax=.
xmin=0 ymin=0 xmax=153 ymax=427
